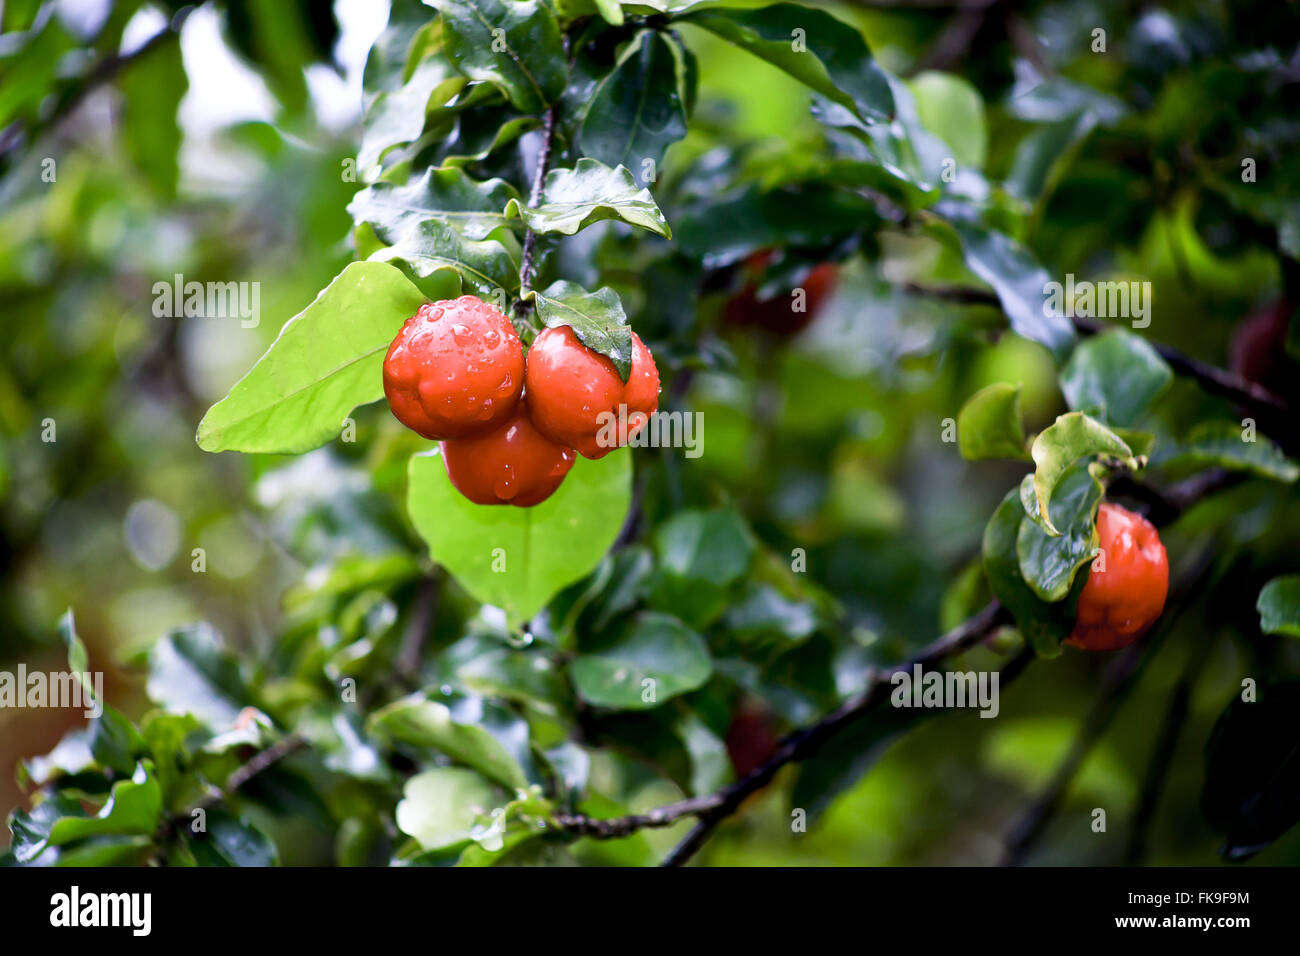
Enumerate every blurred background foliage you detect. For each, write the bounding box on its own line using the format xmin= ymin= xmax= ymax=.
xmin=1 ymin=0 xmax=1299 ymax=865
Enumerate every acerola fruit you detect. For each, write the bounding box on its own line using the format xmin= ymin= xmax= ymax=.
xmin=1066 ymin=502 xmax=1169 ymax=651
xmin=439 ymin=403 xmax=576 ymax=507
xmin=724 ymin=700 xmax=781 ymax=779
xmin=723 ymin=251 xmax=838 ymax=336
xmin=383 ymin=296 xmax=524 ymax=440
xmin=523 ymin=325 xmax=660 ymax=459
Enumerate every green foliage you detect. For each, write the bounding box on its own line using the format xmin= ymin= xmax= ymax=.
xmin=7 ymin=0 xmax=1300 ymax=870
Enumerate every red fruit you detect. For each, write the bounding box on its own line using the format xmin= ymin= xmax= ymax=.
xmin=439 ymin=403 xmax=576 ymax=507
xmin=724 ymin=701 xmax=781 ymax=778
xmin=723 ymin=252 xmax=838 ymax=336
xmin=523 ymin=325 xmax=660 ymax=459
xmin=1230 ymin=299 xmax=1292 ymax=395
xmin=1066 ymin=503 xmax=1169 ymax=652
xmin=383 ymin=296 xmax=524 ymax=440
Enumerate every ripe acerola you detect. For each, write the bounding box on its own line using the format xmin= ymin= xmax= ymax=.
xmin=383 ymin=296 xmax=524 ymax=440
xmin=439 ymin=403 xmax=575 ymax=507
xmin=724 ymin=251 xmax=838 ymax=336
xmin=1066 ymin=502 xmax=1169 ymax=651
xmin=523 ymin=325 xmax=660 ymax=459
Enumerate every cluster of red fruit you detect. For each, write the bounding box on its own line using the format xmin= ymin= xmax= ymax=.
xmin=383 ymin=296 xmax=660 ymax=507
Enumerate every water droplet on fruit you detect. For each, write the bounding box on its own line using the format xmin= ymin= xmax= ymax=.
xmin=477 ymin=399 xmax=494 ymax=420
xmin=483 ymin=329 xmax=501 ymax=349
xmin=496 ymin=373 xmax=513 ymax=393
xmin=494 ymin=467 xmax=517 ymax=500
xmin=452 ymin=323 xmax=472 ymax=344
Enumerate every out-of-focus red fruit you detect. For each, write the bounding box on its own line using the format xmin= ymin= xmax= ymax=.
xmin=724 ymin=700 xmax=782 ymax=778
xmin=723 ymin=251 xmax=839 ymax=336
xmin=1230 ymin=299 xmax=1293 ymax=396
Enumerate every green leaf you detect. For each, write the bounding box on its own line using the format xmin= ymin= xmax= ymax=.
xmin=527 ymin=280 xmax=633 ymax=380
xmin=569 ymin=611 xmax=711 ymax=710
xmin=1258 ymin=576 xmax=1300 ymax=638
xmin=395 ymin=768 xmax=505 ymax=851
xmin=429 ymin=0 xmax=567 ymax=113
xmin=982 ymin=489 xmax=1070 ymax=658
xmin=676 ymin=712 xmax=730 ymax=795
xmin=579 ymin=31 xmax=687 ymax=174
xmin=47 ymin=763 xmax=162 ymax=846
xmin=60 ymin=610 xmax=147 ymax=775
xmin=369 ymin=694 xmax=530 ymax=790
xmin=1060 ymin=329 xmax=1172 ymax=426
xmin=1006 ymin=110 xmax=1097 ymax=203
xmin=120 ymin=37 xmax=187 ymax=197
xmin=8 ymin=794 xmax=85 ymax=864
xmin=654 ymin=506 xmax=755 ymax=586
xmin=147 ymin=624 xmax=251 ymax=726
xmin=372 ymin=220 xmax=520 ymax=297
xmin=1016 ymin=464 xmax=1102 ymax=602
xmin=939 ymin=208 xmax=1076 ymax=362
xmin=407 ymin=447 xmax=631 ymax=628
xmin=348 ymin=165 xmax=521 ymax=243
xmin=906 ymin=70 xmax=986 ymax=170
xmin=1030 ymin=412 xmax=1133 ymax=535
xmin=683 ymin=3 xmax=893 ymax=123
xmin=196 ymin=262 xmax=427 ymax=454
xmin=506 ymin=158 xmax=670 ymax=237
xmin=957 ymin=383 xmax=1028 ymax=461
xmin=184 ymin=810 xmax=279 ymax=866
xmin=1160 ymin=422 xmax=1299 ymax=483
xmin=359 ymin=55 xmax=468 ymax=172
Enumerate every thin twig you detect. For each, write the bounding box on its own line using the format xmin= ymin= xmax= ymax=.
xmin=903 ymin=282 xmax=1290 ymax=418
xmin=515 ymin=103 xmax=559 ymax=310
xmin=397 ymin=573 xmax=441 ymax=682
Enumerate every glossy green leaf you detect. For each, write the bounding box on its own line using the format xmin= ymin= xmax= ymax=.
xmin=348 ymin=166 xmax=521 ymax=243
xmin=683 ymin=3 xmax=893 ymax=123
xmin=570 ymin=611 xmax=711 ymax=710
xmin=429 ymin=0 xmax=567 ymax=113
xmin=1030 ymin=412 xmax=1133 ymax=535
xmin=369 ymin=694 xmax=530 ymax=790
xmin=957 ymin=382 xmax=1028 ymax=461
xmin=527 ymin=280 xmax=633 ymax=380
xmin=983 ymin=489 xmax=1070 ymax=658
xmin=579 ymin=31 xmax=687 ymax=174
xmin=184 ymin=810 xmax=279 ymax=866
xmin=197 ymin=262 xmax=428 ymax=454
xmin=654 ymin=506 xmax=755 ymax=587
xmin=1060 ymin=329 xmax=1172 ymax=426
xmin=47 ymin=764 xmax=162 ymax=846
xmin=939 ymin=208 xmax=1076 ymax=362
xmin=147 ymin=624 xmax=252 ymax=726
xmin=907 ymin=70 xmax=986 ymax=170
xmin=372 ymin=220 xmax=520 ymax=297
xmin=120 ymin=37 xmax=187 ymax=197
xmin=407 ymin=447 xmax=631 ymax=627
xmin=1016 ymin=464 xmax=1102 ymax=602
xmin=396 ymin=768 xmax=505 ymax=850
xmin=506 ymin=158 xmax=670 ymax=237
xmin=61 ymin=610 xmax=147 ymax=775
xmin=1161 ymin=421 xmax=1299 ymax=483
xmin=359 ymin=56 xmax=467 ymax=172
xmin=1258 ymin=576 xmax=1300 ymax=638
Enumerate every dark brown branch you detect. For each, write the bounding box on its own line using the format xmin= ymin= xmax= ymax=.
xmin=514 ymin=102 xmax=559 ymax=310
xmin=214 ymin=732 xmax=308 ymax=800
xmin=397 ymin=573 xmax=441 ymax=681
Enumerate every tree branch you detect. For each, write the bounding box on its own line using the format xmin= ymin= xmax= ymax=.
xmin=514 ymin=100 xmax=559 ymax=311
xmin=0 ymin=6 xmax=197 ymax=163
xmin=902 ymin=282 xmax=1290 ymax=418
